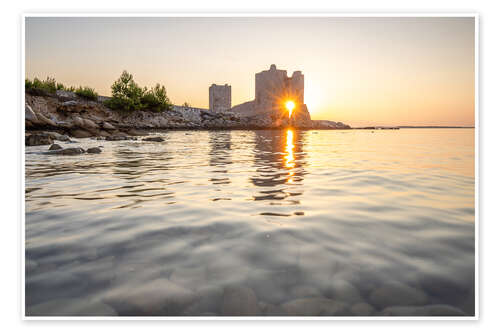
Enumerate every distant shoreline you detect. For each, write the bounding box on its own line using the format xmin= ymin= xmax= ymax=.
xmin=351 ymin=126 xmax=474 ymax=130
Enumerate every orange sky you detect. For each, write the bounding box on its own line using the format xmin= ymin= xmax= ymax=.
xmin=25 ymin=17 xmax=475 ymax=127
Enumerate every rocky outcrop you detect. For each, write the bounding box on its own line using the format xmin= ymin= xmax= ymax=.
xmin=26 ymin=133 xmax=53 ymax=146
xmin=25 ymin=92 xmax=351 ymax=139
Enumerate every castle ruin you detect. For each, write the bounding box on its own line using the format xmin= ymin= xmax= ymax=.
xmin=228 ymin=64 xmax=311 ymax=125
xmin=209 ymin=84 xmax=231 ymax=112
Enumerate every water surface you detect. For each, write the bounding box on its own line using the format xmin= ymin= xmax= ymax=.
xmin=25 ymin=129 xmax=475 ymax=316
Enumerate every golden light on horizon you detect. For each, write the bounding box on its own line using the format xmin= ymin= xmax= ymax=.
xmin=286 ymin=100 xmax=295 ymax=118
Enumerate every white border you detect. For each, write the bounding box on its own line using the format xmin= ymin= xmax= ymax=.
xmin=21 ymin=12 xmax=479 ymax=321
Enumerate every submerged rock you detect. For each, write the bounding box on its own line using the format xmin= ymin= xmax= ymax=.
xmin=281 ymin=297 xmax=349 ymax=316
xmin=221 ymin=286 xmax=260 ymax=316
xmin=142 ymin=136 xmax=165 ymax=142
xmin=103 ymin=278 xmax=197 ymax=315
xmin=380 ymin=304 xmax=466 ymax=316
xmin=350 ymin=302 xmax=375 ymax=316
xmin=26 ymin=298 xmax=117 ymax=316
xmin=86 ymin=147 xmax=102 ymax=154
xmin=369 ymin=282 xmax=428 ymax=309
xmin=26 ymin=133 xmax=53 ymax=146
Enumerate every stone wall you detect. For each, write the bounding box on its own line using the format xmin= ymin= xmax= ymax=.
xmin=209 ymin=84 xmax=231 ymax=112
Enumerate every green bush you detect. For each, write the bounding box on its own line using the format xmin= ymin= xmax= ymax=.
xmin=75 ymin=86 xmax=98 ymax=101
xmin=25 ymin=77 xmax=57 ymax=95
xmin=141 ymin=84 xmax=172 ymax=112
xmin=105 ymin=71 xmax=172 ymax=112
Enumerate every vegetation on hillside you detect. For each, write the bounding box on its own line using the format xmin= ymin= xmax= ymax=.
xmin=104 ymin=70 xmax=173 ymax=112
xmin=75 ymin=86 xmax=99 ymax=101
xmin=26 ymin=71 xmax=173 ymax=112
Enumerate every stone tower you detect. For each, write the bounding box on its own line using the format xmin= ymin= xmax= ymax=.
xmin=209 ymin=84 xmax=231 ymax=112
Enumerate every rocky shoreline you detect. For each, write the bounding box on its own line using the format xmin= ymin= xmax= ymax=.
xmin=25 ymin=91 xmax=350 ymax=144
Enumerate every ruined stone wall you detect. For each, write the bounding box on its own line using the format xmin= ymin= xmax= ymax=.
xmin=209 ymin=84 xmax=231 ymax=112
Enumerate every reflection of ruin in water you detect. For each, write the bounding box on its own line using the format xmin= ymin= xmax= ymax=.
xmin=208 ymin=131 xmax=232 ymax=186
xmin=251 ymin=129 xmax=307 ymax=203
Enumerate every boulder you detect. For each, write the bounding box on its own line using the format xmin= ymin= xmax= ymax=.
xmin=56 ymin=90 xmax=78 ymax=102
xmin=72 ymin=116 xmax=84 ymax=128
xmin=221 ymin=286 xmax=260 ymax=316
xmin=86 ymin=147 xmax=102 ymax=154
xmin=281 ymin=297 xmax=349 ymax=316
xmin=82 ymin=118 xmax=98 ymax=129
xmin=102 ymin=121 xmax=115 ymax=130
xmin=369 ymin=282 xmax=428 ymax=309
xmin=380 ymin=304 xmax=466 ymax=316
xmin=25 ymin=104 xmax=39 ymax=124
xmin=142 ymin=136 xmax=165 ymax=142
xmin=48 ymin=143 xmax=63 ymax=150
xmin=46 ymin=147 xmax=85 ymax=155
xmin=36 ymin=113 xmax=57 ymax=127
xmin=71 ymin=129 xmax=93 ymax=138
xmin=26 ymin=133 xmax=53 ymax=146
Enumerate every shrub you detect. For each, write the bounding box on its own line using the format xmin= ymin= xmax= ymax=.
xmin=104 ymin=71 xmax=145 ymax=112
xmin=141 ymin=84 xmax=173 ymax=112
xmin=105 ymin=70 xmax=172 ymax=112
xmin=182 ymin=102 xmax=191 ymax=107
xmin=25 ymin=76 xmax=57 ymax=95
xmin=75 ymin=86 xmax=98 ymax=101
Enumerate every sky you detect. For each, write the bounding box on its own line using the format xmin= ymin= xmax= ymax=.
xmin=25 ymin=17 xmax=475 ymax=127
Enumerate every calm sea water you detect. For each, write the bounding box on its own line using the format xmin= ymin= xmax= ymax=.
xmin=25 ymin=129 xmax=475 ymax=316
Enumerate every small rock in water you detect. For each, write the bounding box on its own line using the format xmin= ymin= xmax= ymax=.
xmin=290 ymin=285 xmax=322 ymax=299
xmin=46 ymin=147 xmax=86 ymax=155
xmin=48 ymin=143 xmax=63 ymax=150
xmin=350 ymin=302 xmax=375 ymax=316
xmin=281 ymin=297 xmax=349 ymax=316
xmin=86 ymin=147 xmax=102 ymax=154
xmin=26 ymin=298 xmax=117 ymax=316
xmin=369 ymin=281 xmax=428 ymax=309
xmin=142 ymin=136 xmax=165 ymax=142
xmin=221 ymin=286 xmax=260 ymax=316
xmin=381 ymin=304 xmax=466 ymax=316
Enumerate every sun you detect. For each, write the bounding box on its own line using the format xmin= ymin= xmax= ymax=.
xmin=285 ymin=100 xmax=295 ymax=118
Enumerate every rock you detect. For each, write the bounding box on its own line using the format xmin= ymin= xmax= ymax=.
xmin=86 ymin=147 xmax=102 ymax=154
xmin=26 ymin=298 xmax=117 ymax=316
xmin=221 ymin=286 xmax=260 ymax=316
xmin=72 ymin=116 xmax=84 ymax=128
xmin=369 ymin=282 xmax=428 ymax=309
xmin=25 ymin=104 xmax=39 ymax=123
xmin=142 ymin=136 xmax=165 ymax=142
xmin=46 ymin=147 xmax=85 ymax=155
xmin=127 ymin=128 xmax=148 ymax=136
xmin=325 ymin=279 xmax=362 ymax=303
xmin=105 ymin=135 xmax=130 ymax=141
xmin=350 ymin=302 xmax=375 ymax=316
xmin=56 ymin=90 xmax=78 ymax=102
xmin=26 ymin=133 xmax=53 ymax=146
xmin=381 ymin=304 xmax=466 ymax=316
xmin=102 ymin=121 xmax=115 ymax=130
xmin=290 ymin=285 xmax=322 ymax=299
xmin=82 ymin=118 xmax=98 ymax=129
xmin=36 ymin=113 xmax=57 ymax=127
xmin=71 ymin=129 xmax=93 ymax=138
xmin=103 ymin=278 xmax=197 ymax=315
xmin=281 ymin=297 xmax=349 ymax=316
xmin=48 ymin=143 xmax=63 ymax=150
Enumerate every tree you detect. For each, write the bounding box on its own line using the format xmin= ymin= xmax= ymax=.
xmin=105 ymin=71 xmax=145 ymax=111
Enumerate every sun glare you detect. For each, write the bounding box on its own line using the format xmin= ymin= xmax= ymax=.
xmin=286 ymin=100 xmax=295 ymax=118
